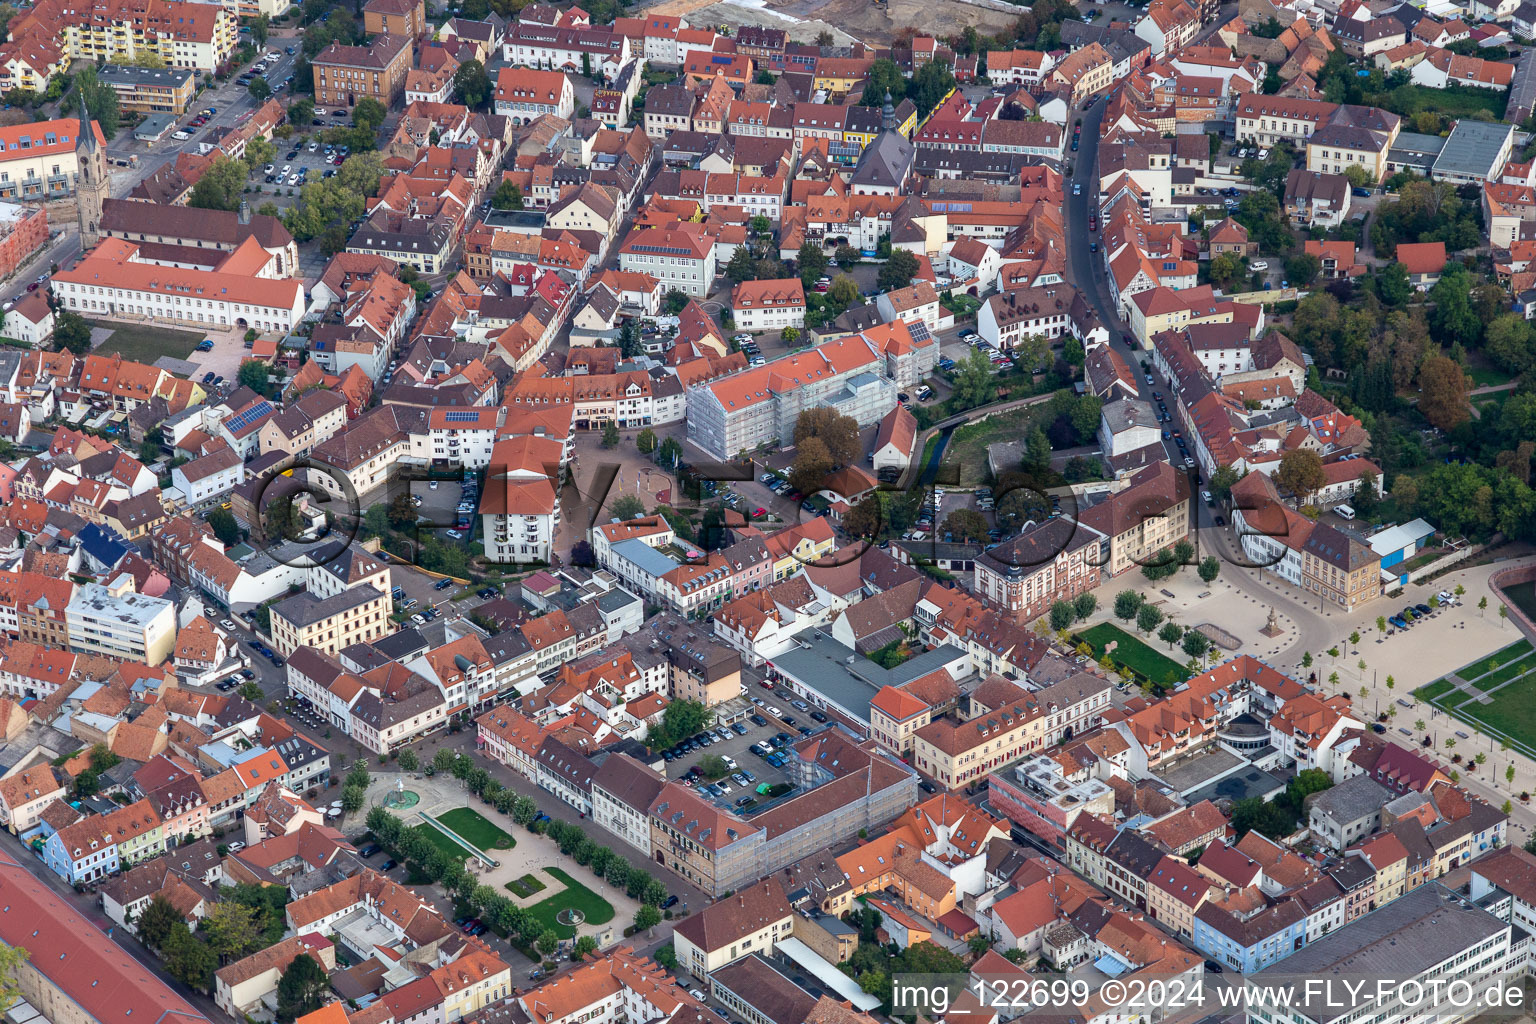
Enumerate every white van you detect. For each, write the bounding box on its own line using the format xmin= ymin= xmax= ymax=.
xmin=1335 ymin=504 xmax=1356 ymax=520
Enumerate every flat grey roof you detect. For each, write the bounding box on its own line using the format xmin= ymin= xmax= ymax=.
xmin=611 ymin=538 xmax=679 ymax=579
xmin=768 ymin=631 xmax=966 ymax=721
xmin=1433 ymin=120 xmax=1514 ymax=177
xmin=99 ymin=63 xmax=195 ymax=87
xmin=1152 ymin=746 xmax=1246 ymax=795
xmin=1388 ymin=131 xmax=1446 ymax=159
xmin=1252 ymin=884 xmax=1507 ymax=1022
xmin=1184 ymin=764 xmax=1287 ymax=806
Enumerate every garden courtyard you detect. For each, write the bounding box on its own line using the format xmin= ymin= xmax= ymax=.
xmin=1414 ymin=638 xmax=1536 ymax=759
xmin=365 ymin=772 xmax=638 ymax=950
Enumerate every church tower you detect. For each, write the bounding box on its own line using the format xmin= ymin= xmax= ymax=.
xmin=74 ymin=92 xmax=108 ymax=250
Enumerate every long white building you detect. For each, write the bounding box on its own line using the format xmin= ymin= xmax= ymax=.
xmin=51 ymin=236 xmax=307 ymax=334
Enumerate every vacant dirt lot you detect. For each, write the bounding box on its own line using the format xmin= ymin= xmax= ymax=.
xmin=641 ymin=0 xmax=1022 ymax=46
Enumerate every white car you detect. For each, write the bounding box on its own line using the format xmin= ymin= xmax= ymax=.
xmin=1072 ymin=183 xmax=1082 ymax=195
xmin=172 ymin=130 xmax=190 ymax=140
xmin=1250 ymin=260 xmax=1269 ymax=271
xmin=767 ymin=705 xmax=783 ymax=717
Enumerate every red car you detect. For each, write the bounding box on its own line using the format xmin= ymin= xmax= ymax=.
xmin=752 ymin=507 xmax=767 ymax=518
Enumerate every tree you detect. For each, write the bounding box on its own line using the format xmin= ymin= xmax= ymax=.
xmin=1284 ymin=253 xmax=1320 ymax=286
xmin=834 ymin=243 xmax=862 ymax=268
xmin=798 ymin=243 xmax=828 ymax=287
xmin=1197 ymin=556 xmax=1220 ymax=583
xmin=1137 ymin=603 xmax=1164 ymax=635
xmin=75 ymin=65 xmax=120 ymax=138
xmin=858 ymin=59 xmax=906 ymax=108
xmin=512 ymin=796 xmax=538 ymax=825
xmin=1049 ymin=599 xmax=1075 ymax=631
xmin=1275 ymin=448 xmax=1326 ymax=501
xmin=1418 ymin=354 xmax=1471 ymax=431
xmin=636 ymin=427 xmax=656 ymax=454
xmin=135 ymin=895 xmax=182 ymax=951
xmin=454 ymin=59 xmax=492 ymax=108
xmin=54 ymin=310 xmax=91 ymax=355
xmin=827 ymin=274 xmax=860 ymax=307
xmin=188 ymin=155 xmax=248 ymax=212
xmin=609 ymin=493 xmax=645 ymax=521
xmin=1209 ymin=465 xmax=1240 ymax=503
xmin=237 ymin=358 xmax=270 ymax=395
xmin=1353 ymin=470 xmax=1380 ymax=516
xmin=601 ymin=421 xmax=620 ymax=448
xmin=1207 ymin=252 xmax=1242 ymax=288
xmin=248 ymin=76 xmax=272 ymax=102
xmin=571 ymin=934 xmax=598 ymax=961
xmin=201 ymin=901 xmax=261 ymax=963
xmin=944 ymin=508 xmax=988 ymax=541
xmin=663 ymin=290 xmax=689 ymax=315
xmin=1376 ymin=262 xmax=1412 ymax=306
xmin=491 ymin=177 xmax=524 ymax=210
xmin=794 ymin=408 xmax=862 ymax=468
xmin=276 ymin=951 xmax=329 ymax=1023
xmin=635 ymin=903 xmax=662 ymax=932
xmin=844 ymin=493 xmax=885 ymax=539
xmin=352 ymin=96 xmax=387 ymax=136
xmin=878 ymin=249 xmax=920 ymax=292
xmin=244 ymin=137 xmax=276 ymax=174
xmin=433 ymin=748 xmax=457 ymax=773
xmin=162 ymin=926 xmax=216 ymax=991
xmin=650 ymin=698 xmax=712 ymax=751
xmin=724 ymin=246 xmax=759 ymax=283
xmin=536 ymin=929 xmax=560 ymax=958
xmin=1114 ymin=590 xmax=1144 ymax=622
xmin=617 ymin=317 xmax=642 ymax=358
xmin=205 ymin=507 xmax=241 ymax=546
xmin=789 ymin=436 xmax=834 ymax=495
xmin=909 ymin=60 xmax=956 ymax=118
xmin=288 ymin=96 xmax=314 ymax=126
xmin=699 ymin=754 xmax=729 ymax=779
xmin=1159 ymin=620 xmax=1184 ymax=649
xmin=951 ymin=347 xmax=996 ymax=410
xmin=1074 ymin=592 xmax=1097 ymax=621
xmin=341 ymin=784 xmax=365 ymax=812
xmin=781 ymin=326 xmax=800 ymax=346
xmin=397 ymin=748 xmax=419 ymax=772
xmin=1182 ymin=628 xmax=1212 ymax=663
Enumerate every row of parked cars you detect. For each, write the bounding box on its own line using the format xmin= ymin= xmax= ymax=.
xmin=245 ymin=637 xmax=284 ymax=668
xmin=1388 ymin=594 xmax=1457 ymax=631
xmin=661 ymin=723 xmax=750 ymax=761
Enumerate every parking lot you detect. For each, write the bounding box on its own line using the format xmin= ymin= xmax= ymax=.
xmin=660 ymin=692 xmax=836 ymax=814
xmin=257 ymin=131 xmax=354 ymax=195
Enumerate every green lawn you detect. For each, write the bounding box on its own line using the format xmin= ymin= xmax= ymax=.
xmin=1446 ymin=672 xmax=1536 ymax=757
xmin=1077 ymin=622 xmax=1188 ymax=688
xmin=1369 ymin=82 xmax=1507 ymax=120
xmin=435 ymin=807 xmax=516 ymax=852
xmin=505 ymin=873 xmax=546 ymax=898
xmin=1414 ymin=679 xmax=1453 ymax=702
xmin=1418 ymin=640 xmax=1536 ymax=759
xmin=87 ymin=320 xmax=204 ymax=364
xmin=526 ymin=867 xmax=615 ymax=939
xmin=1458 ymin=640 xmax=1533 ymax=681
xmin=1472 ymin=656 xmax=1536 ymax=692
xmin=414 ymin=823 xmax=472 ymax=862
